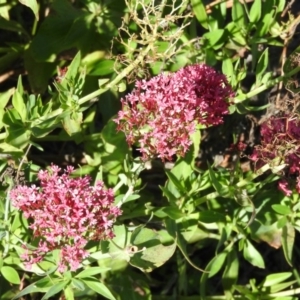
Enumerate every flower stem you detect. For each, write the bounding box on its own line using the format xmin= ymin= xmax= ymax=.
xmin=235 ymin=66 xmax=300 ymax=102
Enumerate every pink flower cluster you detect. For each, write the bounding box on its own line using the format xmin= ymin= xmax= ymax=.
xmin=114 ymin=64 xmax=234 ymax=161
xmin=251 ymin=115 xmax=300 ymax=196
xmin=10 ymin=165 xmax=121 ymax=272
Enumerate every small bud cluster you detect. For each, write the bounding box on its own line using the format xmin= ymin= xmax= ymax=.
xmin=114 ymin=64 xmax=234 ymax=161
xmin=10 ymin=165 xmax=121 ymax=272
xmin=251 ymin=115 xmax=300 ymax=196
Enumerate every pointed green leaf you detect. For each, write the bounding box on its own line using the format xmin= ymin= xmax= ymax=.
xmin=249 ymin=0 xmax=261 ymax=23
xmin=256 ymin=48 xmax=269 ymax=85
xmin=208 ymin=251 xmax=228 ymax=278
xmin=61 ymin=51 xmax=81 ymax=88
xmin=282 ymin=224 xmax=295 ymax=266
xmin=12 ymin=277 xmax=54 ymax=299
xmin=83 ymin=277 xmax=116 ymax=300
xmin=222 ymin=249 xmax=239 ymax=293
xmin=261 ymin=272 xmax=292 ymax=287
xmin=41 ymin=280 xmax=69 ymax=300
xmin=190 ymin=0 xmax=208 ymax=29
xmin=243 ymin=240 xmax=265 ymax=268
xmin=208 ymin=164 xmax=229 ymax=197
xmin=232 ymin=0 xmax=245 ymax=28
xmin=12 ymin=91 xmax=27 ymax=122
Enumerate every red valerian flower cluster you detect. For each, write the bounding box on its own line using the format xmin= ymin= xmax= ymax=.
xmin=251 ymin=115 xmax=300 ymax=196
xmin=10 ymin=165 xmax=121 ymax=272
xmin=114 ymin=64 xmax=234 ymax=161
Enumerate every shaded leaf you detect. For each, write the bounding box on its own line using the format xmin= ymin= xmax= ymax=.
xmin=282 ymin=224 xmax=295 ymax=266
xmin=83 ymin=277 xmax=116 ymax=300
xmin=19 ymin=0 xmax=39 ymax=20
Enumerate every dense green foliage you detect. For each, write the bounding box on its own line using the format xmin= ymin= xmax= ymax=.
xmin=1 ymin=0 xmax=300 ymax=299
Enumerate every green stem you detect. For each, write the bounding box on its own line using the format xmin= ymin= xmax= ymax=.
xmin=235 ymin=66 xmax=300 ymax=102
xmin=30 ymin=43 xmax=153 ymax=129
xmin=3 ymin=179 xmax=14 ymax=257
xmin=78 ymin=44 xmax=152 ymax=106
xmin=152 ymin=287 xmax=300 ymax=299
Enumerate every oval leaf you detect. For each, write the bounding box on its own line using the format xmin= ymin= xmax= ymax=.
xmin=243 ymin=240 xmax=265 ymax=268
xmin=1 ymin=266 xmax=20 ymax=284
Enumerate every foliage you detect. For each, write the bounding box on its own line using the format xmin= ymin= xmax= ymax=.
xmin=1 ymin=0 xmax=300 ymax=299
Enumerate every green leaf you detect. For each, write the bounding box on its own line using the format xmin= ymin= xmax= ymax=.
xmin=16 ymin=74 xmax=24 ymax=95
xmin=198 ymin=210 xmax=226 ymax=223
xmin=71 ymin=278 xmax=85 ymax=291
xmin=249 ymin=0 xmax=261 ymax=23
xmin=165 ymin=170 xmax=185 ymax=193
xmin=18 ymin=0 xmax=39 ymax=20
xmin=83 ymin=277 xmax=116 ymax=300
xmin=41 ymin=280 xmax=70 ymax=300
xmin=100 ymin=120 xmax=129 ymax=174
xmin=130 ymin=228 xmax=176 ymax=272
xmin=12 ymin=277 xmax=54 ymax=299
xmin=1 ymin=266 xmax=20 ymax=284
xmin=282 ymin=224 xmax=295 ymax=266
xmin=5 ymin=128 xmax=31 ymax=149
xmin=208 ymin=251 xmax=228 ymax=278
xmin=222 ymin=58 xmax=236 ymax=87
xmin=190 ymin=129 xmax=201 ymax=162
xmin=176 ymin=231 xmax=205 ymax=272
xmin=63 ymin=285 xmax=75 ymax=300
xmin=30 ymin=0 xmax=84 ymax=61
xmin=62 ymin=112 xmax=83 ymax=143
xmin=24 ymin=49 xmax=56 ymax=93
xmin=154 ymin=206 xmax=185 ymax=220
xmin=232 ymin=0 xmax=245 ymax=28
xmin=261 ymin=272 xmax=292 ymax=287
xmin=272 ymin=204 xmax=291 ymax=215
xmin=243 ymin=240 xmax=265 ymax=268
xmin=208 ymin=164 xmax=229 ymax=197
xmin=222 ymin=249 xmax=239 ymax=294
xmin=277 ymin=216 xmax=288 ymax=229
xmin=269 ymin=280 xmax=297 ymax=293
xmin=75 ymin=267 xmax=111 ymax=279
xmin=0 ymin=51 xmax=21 ymax=75
xmin=203 ymin=29 xmax=225 ymax=49
xmin=60 ymin=51 xmax=81 ymax=88
xmin=12 ymin=90 xmax=27 ymax=122
xmin=200 ymin=250 xmax=228 ymax=298
xmin=0 ymin=88 xmax=14 ymax=129
xmin=0 ymin=17 xmax=28 ymax=36
xmin=190 ymin=0 xmax=208 ymax=29
xmin=255 ymin=1 xmax=275 ymax=37
xmin=255 ymin=48 xmax=269 ymax=85
xmin=88 ymin=60 xmax=115 ymax=76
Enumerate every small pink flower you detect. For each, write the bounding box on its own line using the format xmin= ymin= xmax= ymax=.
xmin=10 ymin=164 xmax=121 ymax=272
xmin=115 ymin=64 xmax=234 ymax=161
xmin=278 ymin=180 xmax=292 ymax=197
